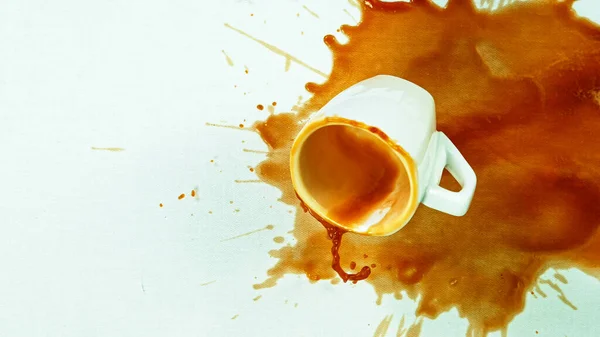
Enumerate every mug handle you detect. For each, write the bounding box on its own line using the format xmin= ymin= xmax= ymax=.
xmin=421 ymin=132 xmax=477 ymax=216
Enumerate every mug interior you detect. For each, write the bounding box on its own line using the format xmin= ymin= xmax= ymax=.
xmin=292 ymin=121 xmax=417 ymax=235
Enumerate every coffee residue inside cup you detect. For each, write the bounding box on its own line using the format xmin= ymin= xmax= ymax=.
xmin=296 ymin=122 xmax=411 ymax=228
xmin=251 ymin=0 xmax=600 ymax=333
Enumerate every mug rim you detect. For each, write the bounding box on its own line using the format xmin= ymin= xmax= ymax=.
xmin=290 ymin=116 xmax=419 ymax=236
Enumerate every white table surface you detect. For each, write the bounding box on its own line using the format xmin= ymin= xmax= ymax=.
xmin=1 ymin=0 xmax=599 ymax=336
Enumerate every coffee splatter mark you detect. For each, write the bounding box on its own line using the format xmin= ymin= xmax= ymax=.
xmin=245 ymin=0 xmax=600 ymax=333
xmin=294 ymin=303 xmax=298 ymax=308
xmin=200 ymin=280 xmax=216 ymax=287
xmin=243 ymin=148 xmax=269 ymax=154
xmin=224 ymin=23 xmax=328 ymax=77
xmin=538 ymin=279 xmax=578 ymax=310
xmin=191 ymin=190 xmax=196 ymax=197
xmin=267 ymin=105 xmax=275 ymax=114
xmin=272 ymin=101 xmax=277 ymax=106
xmin=303 ymin=5 xmax=320 ymax=19
xmin=253 ymin=295 xmax=262 ymax=301
xmin=348 ymin=0 xmax=360 ymax=9
xmin=234 ymin=179 xmax=263 ymax=183
xmin=396 ymin=316 xmax=406 ymax=337
xmin=534 ymin=284 xmax=548 ymax=298
xmin=206 ymin=122 xmax=252 ymax=131
xmin=221 ymin=50 xmax=234 ymax=66
xmin=406 ymin=318 xmax=423 ymax=337
xmin=220 ymin=224 xmax=274 ymax=242
xmin=343 ymin=8 xmax=358 ymax=23
xmin=273 ymin=236 xmax=285 ymax=244
xmin=159 ymin=203 xmax=163 ymax=208
xmin=257 ymin=104 xmax=264 ymax=110
xmin=373 ymin=314 xmax=394 ymax=337
xmin=231 ymin=314 xmax=239 ymax=320
xmin=554 ymin=272 xmax=568 ymax=284
xmin=178 ymin=194 xmax=185 ymax=200
xmin=91 ymin=147 xmax=124 ymax=152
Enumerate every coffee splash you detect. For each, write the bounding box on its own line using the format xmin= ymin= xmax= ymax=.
xmin=251 ymin=0 xmax=600 ymax=333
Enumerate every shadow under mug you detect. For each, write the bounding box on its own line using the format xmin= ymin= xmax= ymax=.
xmin=290 ymin=75 xmax=477 ymax=236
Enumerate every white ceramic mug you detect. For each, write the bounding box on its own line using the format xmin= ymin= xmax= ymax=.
xmin=290 ymin=75 xmax=476 ymax=236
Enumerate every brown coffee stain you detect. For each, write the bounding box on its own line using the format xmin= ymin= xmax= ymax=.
xmin=234 ymin=179 xmax=263 ymax=184
xmin=159 ymin=203 xmax=163 ymax=208
xmin=396 ymin=316 xmax=406 ymax=337
xmin=231 ymin=314 xmax=239 ymax=320
xmin=303 ymin=5 xmax=320 ymax=19
xmin=243 ymin=148 xmax=269 ymax=154
xmin=406 ymin=318 xmax=423 ymax=337
xmin=206 ymin=122 xmax=252 ymax=131
xmin=221 ymin=224 xmax=274 ymax=242
xmin=348 ymin=0 xmax=361 ymax=9
xmin=224 ymin=23 xmax=327 ymax=77
xmin=247 ymin=0 xmax=600 ymax=334
xmin=221 ymin=50 xmax=234 ymax=66
xmin=554 ymin=272 xmax=568 ymax=284
xmin=534 ymin=284 xmax=548 ymax=298
xmin=178 ymin=194 xmax=185 ymax=200
xmin=538 ymin=279 xmax=578 ymax=310
xmin=343 ymin=8 xmax=358 ymax=23
xmin=253 ymin=295 xmax=262 ymax=301
xmin=200 ymin=280 xmax=216 ymax=287
xmin=191 ymin=190 xmax=196 ymax=197
xmin=273 ymin=236 xmax=285 ymax=243
xmin=91 ymin=147 xmax=124 ymax=152
xmin=373 ymin=314 xmax=394 ymax=337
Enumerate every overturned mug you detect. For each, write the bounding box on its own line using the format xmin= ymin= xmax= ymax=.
xmin=290 ymin=75 xmax=476 ymax=236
